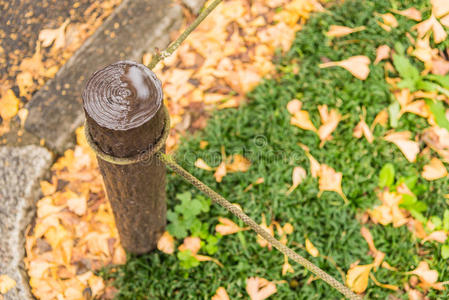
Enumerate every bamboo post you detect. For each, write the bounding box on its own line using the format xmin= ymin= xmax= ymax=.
xmin=82 ymin=61 xmax=166 ymax=254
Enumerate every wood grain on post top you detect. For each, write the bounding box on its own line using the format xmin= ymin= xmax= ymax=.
xmin=82 ymin=61 xmax=166 ymax=254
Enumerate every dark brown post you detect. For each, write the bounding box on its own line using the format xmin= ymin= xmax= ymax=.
xmin=82 ymin=61 xmax=166 ymax=254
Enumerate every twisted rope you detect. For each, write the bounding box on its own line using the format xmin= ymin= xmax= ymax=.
xmin=84 ymin=106 xmax=362 ymax=300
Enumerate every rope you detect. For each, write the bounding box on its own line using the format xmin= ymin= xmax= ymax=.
xmin=84 ymin=105 xmax=362 ymax=300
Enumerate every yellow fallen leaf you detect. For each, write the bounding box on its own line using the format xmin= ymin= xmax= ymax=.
xmin=371 ymin=109 xmax=389 ymax=130
xmin=384 ymin=131 xmax=419 ymax=162
xmin=212 ymin=287 xmax=230 ymax=300
xmin=226 ymin=154 xmax=251 ymax=172
xmin=194 ymin=158 xmax=213 ymax=171
xmin=374 ymin=45 xmax=390 ymax=65
xmin=286 ymin=166 xmax=306 ymax=195
xmin=39 ymin=19 xmax=70 ymax=50
xmin=305 ymin=238 xmax=319 ymax=257
xmin=346 ymin=263 xmax=373 ymax=294
xmin=414 ymin=15 xmax=447 ymax=44
xmin=381 ymin=13 xmax=399 ymax=28
xmin=0 ymin=275 xmax=16 ymax=294
xmin=431 ymin=0 xmax=449 ymax=18
xmin=422 ymin=157 xmax=448 ymax=180
xmin=290 ymin=110 xmax=317 ymax=132
xmin=215 ymin=217 xmax=248 ymax=235
xmin=0 ymin=89 xmax=20 ymax=120
xmin=199 ymin=140 xmax=209 ymax=149
xmin=246 ymin=277 xmax=277 ymax=300
xmin=40 ymin=180 xmax=56 ymax=196
xmin=282 ymin=255 xmax=294 ymax=275
xmin=318 ymin=105 xmax=341 ymax=145
xmin=318 ymin=164 xmax=348 ymax=203
xmin=157 ymin=231 xmax=175 ymax=254
xmin=319 ymin=56 xmax=371 ymax=80
xmin=325 ymin=25 xmax=365 ymax=37
xmin=286 ymin=99 xmax=302 ymax=114
xmin=214 ymin=161 xmax=227 ymax=183
xmin=422 ymin=230 xmax=447 ymax=243
xmin=391 ymin=8 xmax=422 ymax=21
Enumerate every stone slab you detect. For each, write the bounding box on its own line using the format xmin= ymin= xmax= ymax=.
xmin=0 ymin=145 xmax=53 ymax=300
xmin=25 ymin=0 xmax=184 ymax=154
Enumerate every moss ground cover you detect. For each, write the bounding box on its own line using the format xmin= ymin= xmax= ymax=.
xmin=101 ymin=0 xmax=449 ymax=298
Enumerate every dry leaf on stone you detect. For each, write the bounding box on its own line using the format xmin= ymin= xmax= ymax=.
xmin=318 ymin=164 xmax=348 ymax=203
xmin=346 ymin=263 xmax=373 ymax=294
xmin=325 ymin=25 xmax=366 ymax=37
xmin=216 ymin=217 xmax=248 ymax=235
xmin=319 ymin=56 xmax=371 ymax=80
xmin=305 ymin=238 xmax=319 ymax=257
xmin=374 ymin=45 xmax=391 ymax=65
xmin=39 ymin=19 xmax=70 ymax=50
xmin=286 ymin=166 xmax=306 ymax=195
xmin=246 ymin=277 xmax=277 ymax=300
xmin=157 ymin=231 xmax=175 ymax=254
xmin=384 ymin=131 xmax=419 ymax=162
xmin=422 ymin=157 xmax=448 ymax=180
xmin=0 ymin=275 xmax=16 ymax=294
xmin=212 ymin=287 xmax=230 ymax=300
xmin=391 ymin=8 xmax=422 ymax=21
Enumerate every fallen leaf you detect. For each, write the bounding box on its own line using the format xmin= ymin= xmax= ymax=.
xmin=303 ymin=151 xmax=320 ymax=178
xmin=381 ymin=13 xmax=399 ymax=27
xmin=39 ymin=19 xmax=70 ymax=50
xmin=318 ymin=105 xmax=341 ymax=145
xmin=194 ymin=158 xmax=213 ymax=171
xmin=0 ymin=275 xmax=16 ymax=294
xmin=319 ymin=56 xmax=371 ymax=80
xmin=325 ymin=25 xmax=366 ymax=37
xmin=67 ymin=194 xmax=87 ymax=216
xmin=422 ymin=157 xmax=448 ymax=180
xmin=422 ymin=230 xmax=447 ymax=243
xmin=290 ymin=110 xmax=317 ymax=132
xmin=257 ymin=214 xmax=274 ymax=250
xmin=431 ymin=0 xmax=449 ymax=18
xmin=346 ymin=264 xmax=373 ymax=294
xmin=353 ymin=115 xmax=374 ymax=143
xmin=282 ymin=255 xmax=294 ymax=275
xmin=226 ymin=154 xmax=251 ymax=172
xmin=374 ymin=45 xmax=391 ymax=65
xmin=112 ymin=245 xmax=127 ymax=264
xmin=286 ymin=99 xmax=302 ymax=114
xmin=318 ymin=164 xmax=348 ymax=203
xmin=212 ymin=287 xmax=230 ymax=300
xmin=360 ymin=227 xmax=377 ymax=254
xmin=0 ymin=89 xmax=20 ymax=120
xmin=414 ymin=15 xmax=447 ymax=44
xmin=178 ymin=236 xmax=201 ymax=254
xmin=369 ymin=190 xmax=409 ymax=227
xmin=408 ymin=261 xmax=439 ymax=288
xmin=422 ymin=126 xmax=449 ymax=162
xmin=246 ymin=277 xmax=277 ymax=300
xmin=371 ymin=109 xmax=388 ymax=130
xmin=369 ymin=273 xmax=399 ymax=291
xmin=384 ymin=131 xmax=419 ymax=162
xmin=214 ymin=161 xmax=227 ymax=183
xmin=305 ymin=238 xmax=319 ymax=257
xmin=286 ymin=166 xmax=306 ymax=195
xmin=408 ymin=289 xmax=425 ymax=300
xmin=216 ymin=217 xmax=248 ymax=235
xmin=157 ymin=231 xmax=175 ymax=254
xmin=391 ymin=8 xmax=422 ymax=21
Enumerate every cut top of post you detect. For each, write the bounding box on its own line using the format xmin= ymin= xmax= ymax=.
xmin=82 ymin=61 xmax=163 ymax=131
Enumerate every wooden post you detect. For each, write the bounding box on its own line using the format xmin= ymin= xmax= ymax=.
xmin=82 ymin=61 xmax=166 ymax=254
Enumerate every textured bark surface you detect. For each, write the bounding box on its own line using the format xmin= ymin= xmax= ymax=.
xmin=83 ymin=61 xmax=166 ymax=254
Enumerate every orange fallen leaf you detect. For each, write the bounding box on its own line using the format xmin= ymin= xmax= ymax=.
xmin=0 ymin=275 xmax=16 ymax=294
xmin=0 ymin=89 xmax=20 ymax=121
xmin=216 ymin=217 xmax=248 ymax=235
xmin=157 ymin=231 xmax=175 ymax=254
xmin=318 ymin=164 xmax=348 ymax=203
xmin=325 ymin=25 xmax=366 ymax=37
xmin=246 ymin=277 xmax=277 ymax=300
xmin=286 ymin=166 xmax=306 ymax=195
xmin=39 ymin=19 xmax=70 ymax=50
xmin=305 ymin=238 xmax=319 ymax=257
xmin=319 ymin=56 xmax=371 ymax=80
xmin=290 ymin=110 xmax=317 ymax=132
xmin=346 ymin=263 xmax=373 ymax=294
xmin=422 ymin=157 xmax=448 ymax=180
xmin=194 ymin=158 xmax=213 ymax=171
xmin=414 ymin=15 xmax=447 ymax=44
xmin=391 ymin=8 xmax=422 ymax=21
xmin=304 ymin=151 xmax=320 ymax=178
xmin=422 ymin=230 xmax=447 ymax=243
xmin=212 ymin=287 xmax=230 ymax=300
xmin=318 ymin=105 xmax=341 ymax=145
xmin=384 ymin=131 xmax=419 ymax=162
xmin=374 ymin=45 xmax=390 ymax=65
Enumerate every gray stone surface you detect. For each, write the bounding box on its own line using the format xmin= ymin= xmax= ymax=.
xmin=25 ymin=0 xmax=184 ymax=154
xmin=0 ymin=145 xmax=53 ymax=300
xmin=183 ymin=0 xmax=206 ymax=14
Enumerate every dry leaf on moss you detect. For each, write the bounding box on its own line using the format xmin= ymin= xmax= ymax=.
xmin=319 ymin=56 xmax=371 ymax=80
xmin=214 ymin=162 xmax=227 ymax=183
xmin=246 ymin=277 xmax=277 ymax=300
xmin=374 ymin=45 xmax=391 ymax=65
xmin=408 ymin=262 xmax=439 ymax=289
xmin=194 ymin=158 xmax=213 ymax=171
xmin=414 ymin=15 xmax=447 ymax=44
xmin=353 ymin=114 xmax=374 ymax=143
xmin=257 ymin=214 xmax=274 ymax=250
xmin=318 ymin=164 xmax=348 ymax=203
xmin=369 ymin=190 xmax=409 ymax=227
xmin=384 ymin=131 xmax=419 ymax=162
xmin=286 ymin=166 xmax=306 ymax=195
xmin=226 ymin=154 xmax=251 ymax=172
xmin=431 ymin=0 xmax=449 ymax=18
xmin=287 ymin=99 xmax=302 ymax=114
xmin=391 ymin=8 xmax=422 ymax=21
xmin=346 ymin=263 xmax=373 ymax=294
xmin=422 ymin=230 xmax=447 ymax=243
xmin=216 ymin=217 xmax=248 ymax=235
xmin=326 ymin=25 xmax=365 ymax=37
xmin=178 ymin=237 xmax=201 ymax=254
xmin=371 ymin=109 xmax=389 ymax=130
xmin=422 ymin=157 xmax=448 ymax=180
xmin=318 ymin=105 xmax=341 ymax=145
xmin=157 ymin=231 xmax=175 ymax=254
xmin=212 ymin=287 xmax=230 ymax=300
xmin=290 ymin=110 xmax=317 ymax=132
xmin=0 ymin=275 xmax=16 ymax=294
xmin=422 ymin=126 xmax=449 ymax=162
xmin=282 ymin=255 xmax=294 ymax=275
xmin=305 ymin=238 xmax=319 ymax=257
